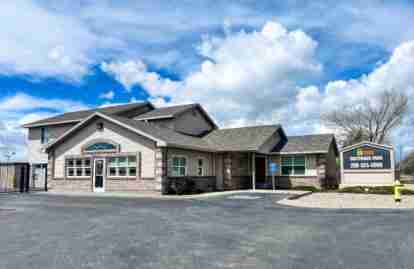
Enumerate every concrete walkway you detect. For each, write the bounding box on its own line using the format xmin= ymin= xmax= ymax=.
xmin=279 ymin=192 xmax=414 ymax=209
xmin=34 ymin=189 xmax=310 ymax=199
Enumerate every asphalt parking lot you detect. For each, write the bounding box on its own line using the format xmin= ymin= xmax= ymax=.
xmin=0 ymin=192 xmax=413 ymax=269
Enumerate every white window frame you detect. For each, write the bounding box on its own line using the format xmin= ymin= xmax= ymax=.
xmin=281 ymin=155 xmax=306 ymax=176
xmin=196 ymin=157 xmax=206 ymax=176
xmin=107 ymin=155 xmax=137 ymax=178
xmin=41 ymin=127 xmax=49 ymax=144
xmin=66 ymin=157 xmax=92 ymax=178
xmin=171 ymin=155 xmax=187 ymax=177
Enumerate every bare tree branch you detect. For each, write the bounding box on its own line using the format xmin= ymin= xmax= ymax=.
xmin=321 ymin=90 xmax=409 ymax=146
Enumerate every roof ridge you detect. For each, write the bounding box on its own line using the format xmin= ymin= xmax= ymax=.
xmin=61 ymin=101 xmax=149 ymax=115
xmin=22 ymin=101 xmax=150 ymax=127
xmin=217 ymin=124 xmax=280 ymax=131
xmin=288 ymin=133 xmax=334 ymax=138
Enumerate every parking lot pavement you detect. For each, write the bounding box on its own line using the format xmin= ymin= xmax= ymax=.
xmin=1 ymin=192 xmax=414 ymax=269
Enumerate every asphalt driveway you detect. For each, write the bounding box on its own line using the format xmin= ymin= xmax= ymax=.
xmin=0 ymin=192 xmax=413 ymax=269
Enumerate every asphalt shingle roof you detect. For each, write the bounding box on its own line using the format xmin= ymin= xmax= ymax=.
xmin=36 ymin=102 xmax=336 ymax=154
xmin=135 ymin=104 xmax=197 ymax=120
xmin=203 ymin=125 xmax=282 ymax=152
xmin=280 ymin=134 xmax=335 ymax=153
xmin=22 ymin=102 xmax=151 ymax=127
xmin=108 ymin=114 xmax=215 ymax=151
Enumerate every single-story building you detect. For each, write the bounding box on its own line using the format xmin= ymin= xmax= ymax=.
xmin=22 ymin=102 xmax=339 ymax=193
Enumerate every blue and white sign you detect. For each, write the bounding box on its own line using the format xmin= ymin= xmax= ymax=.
xmin=269 ymin=162 xmax=278 ymax=174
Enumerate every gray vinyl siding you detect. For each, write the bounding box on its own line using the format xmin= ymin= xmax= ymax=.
xmin=27 ymin=123 xmax=76 ymax=164
xmin=166 ymin=148 xmax=215 ymax=177
xmin=173 ymin=108 xmax=214 ymax=136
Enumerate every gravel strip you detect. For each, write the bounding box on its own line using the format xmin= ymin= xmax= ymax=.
xmin=278 ymin=192 xmax=414 ymax=209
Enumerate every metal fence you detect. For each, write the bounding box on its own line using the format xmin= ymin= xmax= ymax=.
xmin=0 ymin=163 xmax=30 ymax=193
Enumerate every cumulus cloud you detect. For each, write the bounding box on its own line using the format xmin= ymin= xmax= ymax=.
xmin=101 ymin=61 xmax=182 ymax=96
xmin=0 ymin=93 xmax=89 ymax=161
xmin=99 ymin=90 xmax=115 ymax=100
xmin=102 ymin=21 xmax=322 ymax=127
xmin=102 ymin=20 xmax=414 ymax=153
xmin=293 ymin=40 xmax=414 ymax=148
xmin=0 ymin=0 xmax=100 ymax=81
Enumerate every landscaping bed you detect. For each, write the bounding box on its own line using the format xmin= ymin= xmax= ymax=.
xmin=339 ymin=186 xmax=414 ymax=195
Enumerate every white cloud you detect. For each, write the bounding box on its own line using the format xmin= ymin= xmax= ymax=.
xmin=102 ymin=20 xmax=414 ymax=152
xmin=103 ymin=21 xmax=322 ymax=128
xmin=0 ymin=93 xmax=89 ymax=161
xmin=101 ymin=60 xmax=182 ymax=96
xmin=99 ymin=90 xmax=115 ymax=100
xmin=0 ymin=0 xmax=100 ymax=81
xmin=0 ymin=93 xmax=88 ymax=113
xmin=293 ymin=40 xmax=414 ymax=145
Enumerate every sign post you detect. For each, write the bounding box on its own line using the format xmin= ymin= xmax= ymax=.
xmin=269 ymin=162 xmax=278 ymax=192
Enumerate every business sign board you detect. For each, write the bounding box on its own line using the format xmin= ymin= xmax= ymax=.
xmin=342 ymin=145 xmax=391 ymax=170
xmin=269 ymin=162 xmax=278 ymax=174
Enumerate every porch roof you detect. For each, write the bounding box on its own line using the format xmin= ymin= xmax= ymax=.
xmin=277 ymin=134 xmax=337 ymax=154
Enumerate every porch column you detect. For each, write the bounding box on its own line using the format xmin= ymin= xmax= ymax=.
xmin=252 ymin=152 xmax=256 ymax=191
xmin=155 ymin=147 xmax=168 ymax=193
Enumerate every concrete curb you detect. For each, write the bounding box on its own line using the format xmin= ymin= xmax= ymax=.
xmin=286 ymin=191 xmax=313 ymax=200
xmin=30 ymin=189 xmax=309 ymax=200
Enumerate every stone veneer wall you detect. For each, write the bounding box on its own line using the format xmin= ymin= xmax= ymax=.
xmin=156 ymin=148 xmax=168 ymax=193
xmin=275 ymin=176 xmax=320 ymax=189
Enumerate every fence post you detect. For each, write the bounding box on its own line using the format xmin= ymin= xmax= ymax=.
xmin=25 ymin=164 xmax=30 ymax=192
xmin=19 ymin=165 xmax=24 ymax=193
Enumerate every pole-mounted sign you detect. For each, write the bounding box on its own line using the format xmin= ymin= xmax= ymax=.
xmin=269 ymin=162 xmax=278 ymax=192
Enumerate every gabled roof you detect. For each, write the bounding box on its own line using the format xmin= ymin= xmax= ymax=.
xmin=135 ymin=103 xmax=218 ymax=129
xmin=340 ymin=141 xmax=393 ymax=152
xmin=135 ymin=104 xmax=196 ymax=120
xmin=22 ymin=102 xmax=153 ymax=128
xmin=203 ymin=125 xmax=284 ymax=152
xmin=46 ymin=112 xmax=216 ymax=152
xmin=278 ymin=134 xmax=337 ymax=154
xmin=109 ymin=115 xmax=215 ymax=151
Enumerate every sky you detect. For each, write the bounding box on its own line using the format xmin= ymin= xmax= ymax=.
xmin=1 ymin=0 xmax=414 ymax=161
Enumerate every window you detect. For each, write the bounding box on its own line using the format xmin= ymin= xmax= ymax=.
xmin=41 ymin=127 xmax=49 ymax=144
xmin=107 ymin=156 xmax=137 ymax=177
xmin=172 ymin=156 xmax=187 ymax=177
xmin=281 ymin=155 xmax=306 ymax=176
xmin=197 ymin=158 xmax=205 ymax=176
xmin=66 ymin=158 xmax=91 ymax=177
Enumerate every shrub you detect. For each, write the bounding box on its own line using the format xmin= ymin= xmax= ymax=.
xmin=339 ymin=186 xmax=414 ymax=195
xmin=291 ymin=186 xmax=320 ymax=192
xmin=169 ymin=178 xmax=195 ymax=195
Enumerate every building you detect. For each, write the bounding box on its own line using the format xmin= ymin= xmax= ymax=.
xmin=22 ymin=102 xmax=339 ymax=193
xmin=340 ymin=141 xmax=395 ymax=187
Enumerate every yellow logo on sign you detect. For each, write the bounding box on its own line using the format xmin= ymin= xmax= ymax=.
xmin=356 ymin=148 xmax=375 ymax=156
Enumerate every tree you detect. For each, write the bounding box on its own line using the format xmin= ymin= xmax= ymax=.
xmin=322 ymin=90 xmax=409 ymax=146
xmin=400 ymin=150 xmax=414 ymax=175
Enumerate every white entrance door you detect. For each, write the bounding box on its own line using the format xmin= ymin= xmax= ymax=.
xmin=33 ymin=164 xmax=47 ymax=189
xmin=93 ymin=158 xmax=105 ymax=192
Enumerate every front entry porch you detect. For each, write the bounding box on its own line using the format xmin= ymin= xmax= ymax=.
xmin=221 ymin=152 xmax=277 ymax=191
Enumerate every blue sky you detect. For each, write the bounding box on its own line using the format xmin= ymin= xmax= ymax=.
xmin=1 ymin=0 xmax=414 ymax=161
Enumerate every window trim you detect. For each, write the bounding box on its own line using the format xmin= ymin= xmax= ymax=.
xmin=281 ymin=155 xmax=307 ymax=176
xmin=106 ymin=155 xmax=138 ymax=178
xmin=40 ymin=127 xmax=49 ymax=144
xmin=65 ymin=157 xmax=92 ymax=178
xmin=196 ymin=157 xmax=206 ymax=176
xmin=171 ymin=155 xmax=188 ymax=177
